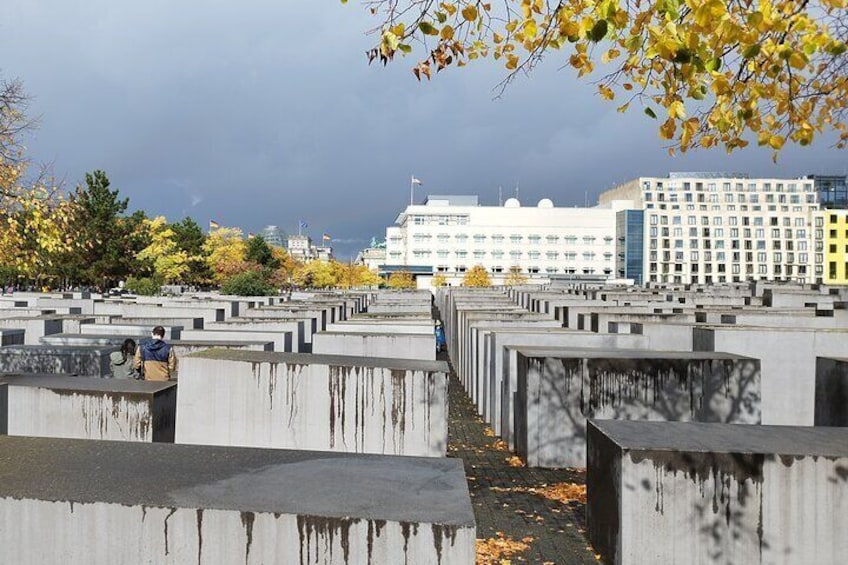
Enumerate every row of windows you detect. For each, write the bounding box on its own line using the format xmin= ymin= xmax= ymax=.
xmin=434 ymin=265 xmax=613 ymax=275
xmin=408 ymin=250 xmax=614 ymax=260
xmin=646 ymin=204 xmax=814 ymax=214
xmin=646 ymin=192 xmax=814 ymax=204
xmin=643 ymin=181 xmax=814 ymax=193
xmin=650 ymin=215 xmax=807 ymax=227
xmin=650 ymin=240 xmax=810 ymax=251
xmin=408 ymin=234 xmax=613 ymax=244
xmin=649 ymin=251 xmax=811 ymax=263
xmin=650 ymin=227 xmax=809 ymax=238
xmin=649 ymin=263 xmax=809 ymax=275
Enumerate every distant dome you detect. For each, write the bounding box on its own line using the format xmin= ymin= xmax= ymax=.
xmin=504 ymin=198 xmax=521 ymax=208
xmin=537 ymin=198 xmax=554 ymax=208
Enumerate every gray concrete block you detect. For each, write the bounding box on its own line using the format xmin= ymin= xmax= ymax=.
xmin=815 ymin=357 xmax=848 ymax=426
xmin=587 ymin=420 xmax=848 ymax=565
xmin=516 ymin=349 xmax=761 ymax=467
xmin=176 ymin=350 xmax=449 ymax=457
xmin=1 ymin=375 xmax=175 ymax=442
xmin=0 ymin=345 xmax=118 ymax=377
xmin=312 ymin=331 xmax=436 ymax=361
xmin=0 ymin=436 xmax=475 ymax=564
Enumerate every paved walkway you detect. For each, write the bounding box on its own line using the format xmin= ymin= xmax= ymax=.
xmin=444 ymin=358 xmax=599 ymax=564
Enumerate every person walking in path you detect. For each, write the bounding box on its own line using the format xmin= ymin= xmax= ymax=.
xmin=134 ymin=326 xmax=177 ymax=381
xmin=110 ymin=338 xmax=138 ymax=379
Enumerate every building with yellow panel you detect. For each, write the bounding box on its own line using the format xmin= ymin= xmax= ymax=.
xmin=819 ymin=209 xmax=848 ymax=284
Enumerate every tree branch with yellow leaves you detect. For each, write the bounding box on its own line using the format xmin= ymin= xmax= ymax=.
xmin=345 ymin=0 xmax=848 ymax=156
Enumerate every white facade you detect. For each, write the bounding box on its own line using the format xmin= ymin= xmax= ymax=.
xmin=383 ymin=195 xmax=634 ymax=282
xmin=600 ymin=174 xmax=821 ymax=285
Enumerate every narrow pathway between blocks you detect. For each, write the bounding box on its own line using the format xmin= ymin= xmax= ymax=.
xmin=443 ymin=354 xmax=600 ymax=564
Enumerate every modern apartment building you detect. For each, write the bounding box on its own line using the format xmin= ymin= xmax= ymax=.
xmin=383 ymin=195 xmax=635 ymax=283
xmin=599 ymin=173 xmax=821 ymax=285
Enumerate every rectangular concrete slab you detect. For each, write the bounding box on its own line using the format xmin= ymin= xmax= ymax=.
xmin=515 ymin=349 xmax=761 ymax=467
xmin=587 ymin=420 xmax=848 ymax=565
xmin=2 ymin=376 xmax=176 ymax=442
xmin=177 ymin=349 xmax=449 ymax=457
xmin=0 ymin=436 xmax=475 ymax=564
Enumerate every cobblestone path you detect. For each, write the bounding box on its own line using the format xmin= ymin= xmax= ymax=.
xmin=445 ymin=361 xmax=600 ymax=564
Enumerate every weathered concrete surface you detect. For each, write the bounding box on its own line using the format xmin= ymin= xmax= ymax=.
xmin=516 ymin=349 xmax=760 ymax=467
xmin=0 ymin=436 xmax=475 ymax=564
xmin=694 ymin=326 xmax=848 ymax=425
xmin=177 ymin=350 xmax=449 ymax=457
xmin=3 ymin=376 xmax=175 ymax=442
xmin=180 ymin=328 xmax=292 ymax=353
xmin=587 ymin=420 xmax=848 ymax=565
xmin=0 ymin=316 xmax=63 ymax=345
xmin=79 ymin=323 xmax=183 ymax=340
xmin=312 ymin=331 xmax=436 ymax=361
xmin=204 ymin=320 xmax=305 ymax=352
xmin=489 ymin=331 xmax=649 ymax=448
xmin=0 ymin=345 xmax=118 ymax=377
xmin=815 ymin=357 xmax=848 ymax=426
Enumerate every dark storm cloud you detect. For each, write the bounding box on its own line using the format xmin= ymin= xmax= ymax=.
xmin=2 ymin=1 xmax=846 ymax=258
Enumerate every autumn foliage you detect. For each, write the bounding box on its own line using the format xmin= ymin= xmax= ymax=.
xmin=349 ymin=0 xmax=848 ymax=155
xmin=462 ymin=264 xmax=492 ymax=287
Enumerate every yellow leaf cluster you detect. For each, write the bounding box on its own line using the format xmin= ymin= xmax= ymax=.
xmin=350 ymin=0 xmax=848 ymax=154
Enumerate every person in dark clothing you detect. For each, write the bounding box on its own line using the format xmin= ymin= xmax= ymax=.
xmin=109 ymin=338 xmax=138 ymax=379
xmin=134 ymin=326 xmax=177 ymax=381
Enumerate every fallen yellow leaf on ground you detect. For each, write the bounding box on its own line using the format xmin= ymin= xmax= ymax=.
xmin=476 ymin=533 xmax=533 ymax=564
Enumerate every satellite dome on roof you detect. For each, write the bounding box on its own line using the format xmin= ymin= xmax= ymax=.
xmin=537 ymin=198 xmax=554 ymax=208
xmin=504 ymin=198 xmax=521 ymax=208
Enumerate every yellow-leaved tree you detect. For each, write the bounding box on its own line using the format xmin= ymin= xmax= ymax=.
xmin=387 ymin=270 xmax=416 ymax=289
xmin=463 ymin=264 xmax=492 ymax=287
xmin=504 ymin=265 xmax=529 ymax=286
xmin=0 ymin=78 xmax=77 ymax=287
xmin=432 ymin=273 xmax=448 ymax=287
xmin=333 ymin=261 xmax=382 ymax=289
xmin=0 ymin=176 xmax=76 ymax=286
xmin=203 ymin=227 xmax=250 ymax=285
xmin=136 ymin=216 xmax=191 ymax=283
xmin=293 ymin=260 xmax=339 ymax=289
xmin=346 ymin=0 xmax=848 ymax=155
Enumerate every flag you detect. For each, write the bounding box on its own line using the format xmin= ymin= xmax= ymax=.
xmin=209 ymin=219 xmax=220 ymax=230
xmin=411 ymin=176 xmax=423 ymax=185
xmin=323 ymin=233 xmax=331 ymax=242
xmin=299 ymin=220 xmax=308 ymax=229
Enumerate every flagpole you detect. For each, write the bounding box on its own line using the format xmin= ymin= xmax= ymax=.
xmin=410 ymin=175 xmax=414 ymax=206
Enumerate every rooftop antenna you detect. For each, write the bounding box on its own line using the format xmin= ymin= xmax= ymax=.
xmin=585 ymin=190 xmax=589 ymax=207
xmin=515 ymin=182 xmax=520 ymax=201
xmin=498 ymin=186 xmax=503 ymax=206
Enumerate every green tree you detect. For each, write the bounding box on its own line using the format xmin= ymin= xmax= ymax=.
xmin=348 ymin=0 xmax=848 ymax=155
xmin=245 ymin=235 xmax=280 ymax=270
xmin=68 ymin=170 xmax=144 ymax=289
xmin=171 ymin=217 xmax=211 ymax=286
xmin=222 ymin=271 xmax=276 ymax=296
xmin=462 ymin=265 xmax=492 ymax=287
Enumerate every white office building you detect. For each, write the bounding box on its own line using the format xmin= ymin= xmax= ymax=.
xmin=599 ymin=173 xmax=821 ymax=285
xmin=383 ymin=195 xmax=635 ymax=284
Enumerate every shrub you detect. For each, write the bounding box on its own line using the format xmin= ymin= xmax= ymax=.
xmin=221 ymin=271 xmax=276 ymax=296
xmin=125 ymin=276 xmax=162 ymax=296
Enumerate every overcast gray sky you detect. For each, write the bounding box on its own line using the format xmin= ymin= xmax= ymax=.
xmin=3 ymin=1 xmax=846 ymax=258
